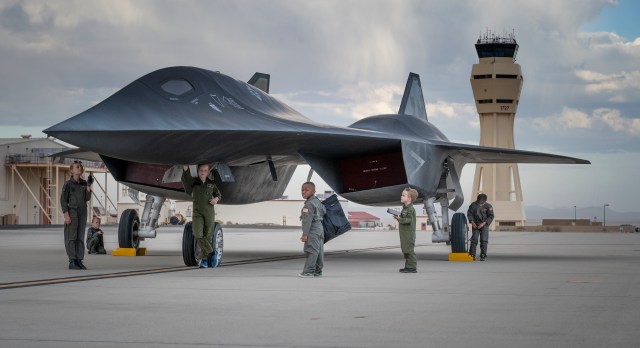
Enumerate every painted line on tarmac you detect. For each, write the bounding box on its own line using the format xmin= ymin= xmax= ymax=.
xmin=0 ymin=244 xmax=420 ymax=290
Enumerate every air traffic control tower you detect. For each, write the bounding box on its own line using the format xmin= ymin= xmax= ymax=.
xmin=470 ymin=31 xmax=525 ymax=228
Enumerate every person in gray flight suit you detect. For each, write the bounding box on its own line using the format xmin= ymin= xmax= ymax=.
xmin=86 ymin=216 xmax=106 ymax=254
xmin=466 ymin=193 xmax=494 ymax=261
xmin=61 ymin=161 xmax=92 ymax=270
xmin=182 ymin=164 xmax=221 ymax=268
xmin=298 ymin=182 xmax=327 ymax=278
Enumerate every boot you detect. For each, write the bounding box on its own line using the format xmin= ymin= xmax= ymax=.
xmin=69 ymin=260 xmax=81 ymax=270
xmin=469 ymin=244 xmax=477 ymax=260
xmin=76 ymin=259 xmax=87 ymax=269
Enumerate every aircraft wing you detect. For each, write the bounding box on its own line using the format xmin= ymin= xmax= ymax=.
xmin=435 ymin=142 xmax=590 ymax=164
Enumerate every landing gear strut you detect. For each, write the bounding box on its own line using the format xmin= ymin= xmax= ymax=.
xmin=117 ymin=194 xmax=165 ymax=249
xmin=424 ymin=199 xmax=468 ymax=253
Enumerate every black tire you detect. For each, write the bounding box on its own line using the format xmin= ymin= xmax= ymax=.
xmin=450 ymin=212 xmax=468 ymax=253
xmin=118 ymin=209 xmax=140 ymax=248
xmin=182 ymin=222 xmax=224 ymax=267
xmin=182 ymin=222 xmax=199 ymax=266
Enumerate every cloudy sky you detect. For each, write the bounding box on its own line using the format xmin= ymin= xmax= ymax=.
xmin=1 ymin=0 xmax=638 ymax=212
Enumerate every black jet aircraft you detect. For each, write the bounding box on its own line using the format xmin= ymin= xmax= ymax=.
xmin=45 ymin=66 xmax=589 ymax=266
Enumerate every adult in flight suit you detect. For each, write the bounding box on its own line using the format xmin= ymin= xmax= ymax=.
xmin=61 ymin=161 xmax=92 ymax=270
xmin=466 ymin=193 xmax=494 ymax=261
xmin=182 ymin=164 xmax=221 ymax=268
xmin=298 ymin=182 xmax=326 ymax=278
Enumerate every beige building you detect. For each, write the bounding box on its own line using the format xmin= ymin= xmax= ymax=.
xmin=1 ymin=136 xmax=114 ymax=225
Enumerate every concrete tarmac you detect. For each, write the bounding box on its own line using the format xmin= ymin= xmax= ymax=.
xmin=0 ymin=226 xmax=639 ymax=348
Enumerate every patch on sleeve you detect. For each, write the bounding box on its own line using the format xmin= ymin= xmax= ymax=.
xmin=302 ymin=208 xmax=309 ymax=213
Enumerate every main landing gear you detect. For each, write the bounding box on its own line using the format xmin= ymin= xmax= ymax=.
xmin=117 ymin=194 xmax=224 ymax=265
xmin=182 ymin=222 xmax=224 ymax=267
xmin=424 ymin=197 xmax=469 ymax=254
xmin=118 ymin=194 xmax=165 ymax=248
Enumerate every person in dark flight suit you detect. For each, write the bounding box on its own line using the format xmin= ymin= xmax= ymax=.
xmin=466 ymin=193 xmax=494 ymax=261
xmin=61 ymin=161 xmax=92 ymax=270
xmin=86 ymin=216 xmax=106 ymax=254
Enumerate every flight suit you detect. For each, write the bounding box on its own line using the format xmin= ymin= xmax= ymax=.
xmin=466 ymin=201 xmax=494 ymax=259
xmin=300 ymin=195 xmax=326 ymax=274
xmin=182 ymin=169 xmax=221 ymax=260
xmin=398 ymin=203 xmax=417 ymax=269
xmin=60 ymin=177 xmax=91 ymax=264
xmin=86 ymin=227 xmax=106 ymax=254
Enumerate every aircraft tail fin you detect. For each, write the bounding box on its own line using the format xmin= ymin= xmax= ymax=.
xmin=398 ymin=72 xmax=428 ymax=121
xmin=248 ymin=73 xmax=270 ymax=93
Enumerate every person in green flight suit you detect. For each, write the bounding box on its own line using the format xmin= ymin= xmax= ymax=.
xmin=394 ymin=187 xmax=418 ymax=273
xmin=466 ymin=193 xmax=494 ymax=261
xmin=182 ymin=164 xmax=221 ymax=268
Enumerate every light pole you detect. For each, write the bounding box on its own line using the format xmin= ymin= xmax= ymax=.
xmin=573 ymin=205 xmax=576 ymax=224
xmin=603 ymin=204 xmax=610 ymax=228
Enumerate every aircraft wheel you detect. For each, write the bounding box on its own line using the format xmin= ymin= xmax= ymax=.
xmin=450 ymin=212 xmax=468 ymax=253
xmin=182 ymin=222 xmax=224 ymax=267
xmin=211 ymin=223 xmax=224 ymax=267
xmin=182 ymin=222 xmax=200 ymax=266
xmin=118 ymin=209 xmax=140 ymax=248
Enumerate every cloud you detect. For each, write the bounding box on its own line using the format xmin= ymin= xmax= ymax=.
xmin=576 ymin=69 xmax=640 ymax=100
xmin=532 ymin=107 xmax=592 ymax=130
xmin=594 ymin=108 xmax=640 ymax=134
xmin=426 ymin=101 xmax=474 ymax=119
xmin=530 ymin=106 xmax=640 ymax=136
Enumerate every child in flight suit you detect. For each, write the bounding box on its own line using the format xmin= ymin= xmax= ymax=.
xmin=86 ymin=216 xmax=107 ymax=254
xmin=394 ymin=188 xmax=418 ymax=273
xmin=298 ymin=182 xmax=326 ymax=278
xmin=181 ymin=164 xmax=221 ymax=268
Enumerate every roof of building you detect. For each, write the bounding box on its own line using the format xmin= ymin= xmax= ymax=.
xmin=0 ymin=137 xmax=56 ymax=146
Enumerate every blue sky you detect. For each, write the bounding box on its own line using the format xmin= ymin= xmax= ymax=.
xmin=0 ymin=0 xmax=638 ymax=213
xmin=581 ymin=0 xmax=640 ymax=39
